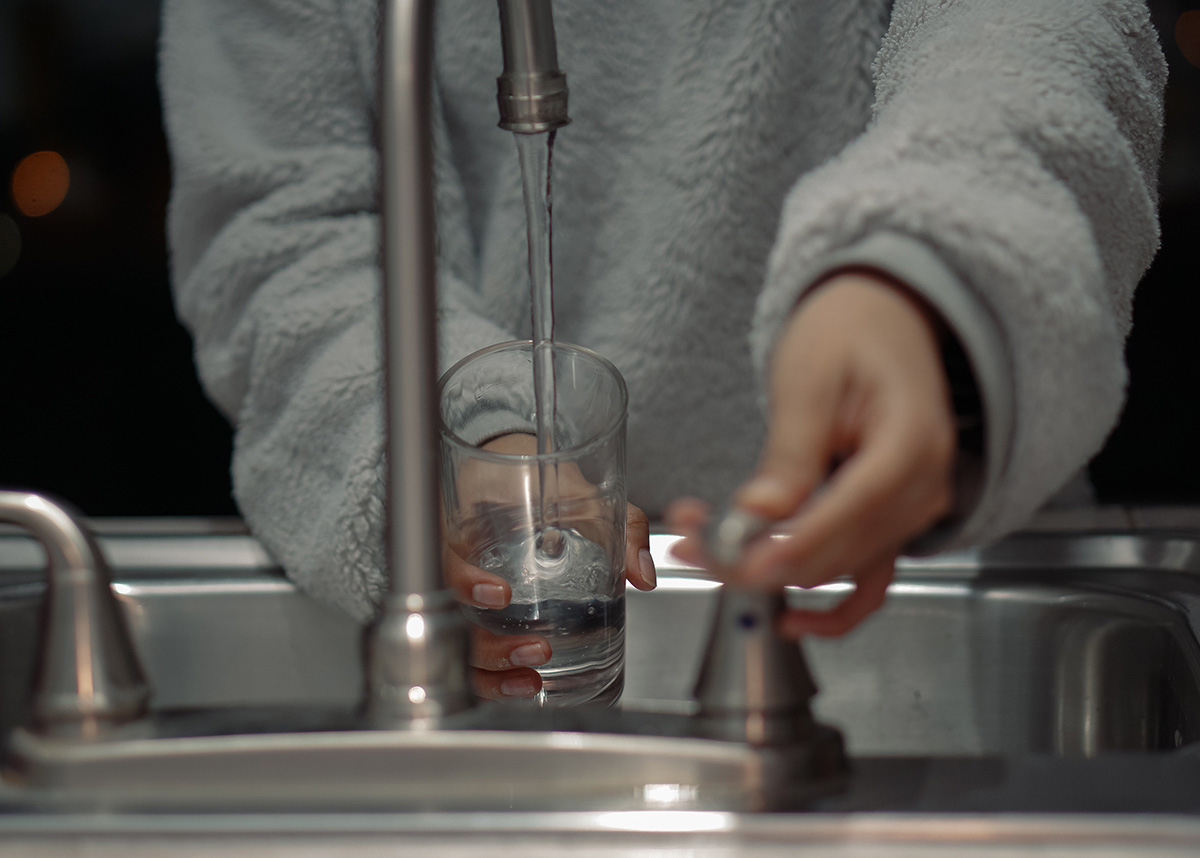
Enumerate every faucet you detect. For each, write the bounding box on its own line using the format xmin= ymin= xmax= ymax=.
xmin=0 ymin=491 xmax=148 ymax=738
xmin=363 ymin=0 xmax=573 ymax=729
xmin=364 ymin=0 xmax=833 ymax=748
xmin=2 ymin=0 xmax=846 ymax=813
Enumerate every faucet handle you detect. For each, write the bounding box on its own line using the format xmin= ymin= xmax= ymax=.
xmin=0 ymin=491 xmax=149 ymax=738
xmin=692 ymin=588 xmax=819 ymax=746
xmin=692 ymin=587 xmax=850 ymax=809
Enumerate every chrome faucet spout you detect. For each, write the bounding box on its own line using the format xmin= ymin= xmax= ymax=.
xmin=496 ymin=0 xmax=569 ymax=133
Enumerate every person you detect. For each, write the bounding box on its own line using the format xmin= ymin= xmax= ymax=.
xmin=159 ymin=0 xmax=1167 ymax=698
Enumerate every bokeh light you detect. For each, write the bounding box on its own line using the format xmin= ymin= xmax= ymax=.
xmin=10 ymin=151 xmax=71 ymax=217
xmin=1176 ymin=10 xmax=1200 ymax=69
xmin=0 ymin=214 xmax=20 ymax=278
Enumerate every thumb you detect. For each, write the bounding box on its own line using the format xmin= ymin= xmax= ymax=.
xmin=624 ymin=502 xmax=656 ymax=590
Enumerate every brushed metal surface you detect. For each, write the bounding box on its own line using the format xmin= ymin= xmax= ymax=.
xmin=4 ymin=530 xmax=1200 ymax=757
xmin=0 ymin=493 xmax=148 ymax=737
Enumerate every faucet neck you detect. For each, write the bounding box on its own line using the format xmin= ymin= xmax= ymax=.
xmin=366 ymin=0 xmax=475 ymax=728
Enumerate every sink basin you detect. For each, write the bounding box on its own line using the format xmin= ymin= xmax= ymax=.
xmin=3 ymin=523 xmax=1200 ymax=759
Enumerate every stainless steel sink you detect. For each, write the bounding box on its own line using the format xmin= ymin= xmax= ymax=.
xmin=4 ymin=523 xmax=1200 ymax=759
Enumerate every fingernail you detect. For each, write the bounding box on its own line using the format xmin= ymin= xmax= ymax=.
xmin=638 ymin=549 xmax=656 ymax=587
xmin=509 ymin=643 xmax=548 ymax=667
xmin=472 ymin=583 xmax=507 ymax=608
xmin=500 ymin=675 xmax=539 ymax=697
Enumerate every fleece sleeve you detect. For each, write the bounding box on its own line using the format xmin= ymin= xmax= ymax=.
xmin=160 ymin=0 xmax=510 ymax=619
xmin=751 ymin=0 xmax=1166 ymax=550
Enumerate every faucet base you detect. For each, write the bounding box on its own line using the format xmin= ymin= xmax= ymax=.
xmin=363 ymin=590 xmax=475 ymax=728
xmin=4 ymin=704 xmax=846 ymax=813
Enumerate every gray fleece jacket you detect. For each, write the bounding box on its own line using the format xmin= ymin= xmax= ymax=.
xmin=160 ymin=0 xmax=1167 ymax=620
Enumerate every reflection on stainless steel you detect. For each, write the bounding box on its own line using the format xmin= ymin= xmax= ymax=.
xmin=4 ymin=525 xmax=1200 ymax=819
xmin=968 ymin=582 xmax=1200 ymax=757
xmin=0 ymin=492 xmax=148 ymax=737
xmin=5 ymin=529 xmax=1200 ymax=760
xmin=5 ymin=506 xmax=1200 ymax=839
xmin=803 ymin=574 xmax=1200 ymax=757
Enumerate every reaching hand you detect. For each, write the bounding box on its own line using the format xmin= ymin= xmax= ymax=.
xmin=669 ymin=271 xmax=957 ymax=638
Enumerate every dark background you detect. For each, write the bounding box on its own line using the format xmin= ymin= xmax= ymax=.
xmin=0 ymin=1 xmax=1197 ymax=518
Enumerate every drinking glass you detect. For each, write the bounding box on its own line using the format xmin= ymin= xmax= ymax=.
xmin=439 ymin=340 xmax=628 ymax=706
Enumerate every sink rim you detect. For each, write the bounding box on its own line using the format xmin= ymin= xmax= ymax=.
xmin=3 ymin=806 xmax=1200 ymax=848
xmin=3 ymin=524 xmax=1200 ymax=575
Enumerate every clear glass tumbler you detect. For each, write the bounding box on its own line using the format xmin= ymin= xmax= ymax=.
xmin=438 ymin=341 xmax=628 ymax=706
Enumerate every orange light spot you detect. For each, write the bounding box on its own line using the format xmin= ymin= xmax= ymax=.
xmin=1177 ymin=10 xmax=1200 ymax=69
xmin=11 ymin=151 xmax=70 ymax=217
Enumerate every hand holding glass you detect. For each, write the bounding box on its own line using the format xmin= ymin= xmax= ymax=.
xmin=439 ymin=341 xmax=627 ymax=706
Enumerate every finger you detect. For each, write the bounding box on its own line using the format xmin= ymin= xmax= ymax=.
xmin=663 ymin=498 xmax=710 ymax=567
xmin=737 ymin=327 xmax=844 ymax=521
xmin=739 ymin=410 xmax=952 ymax=588
xmin=469 ymin=624 xmax=551 ymax=671
xmin=734 ymin=393 xmax=840 ymax=523
xmin=443 ymin=546 xmax=512 ymax=609
xmin=468 ymin=623 xmax=549 ymax=701
xmin=777 ymin=556 xmax=895 ymax=638
xmin=625 ymin=502 xmax=656 ymax=590
xmin=471 ymin=666 xmax=544 ymax=701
